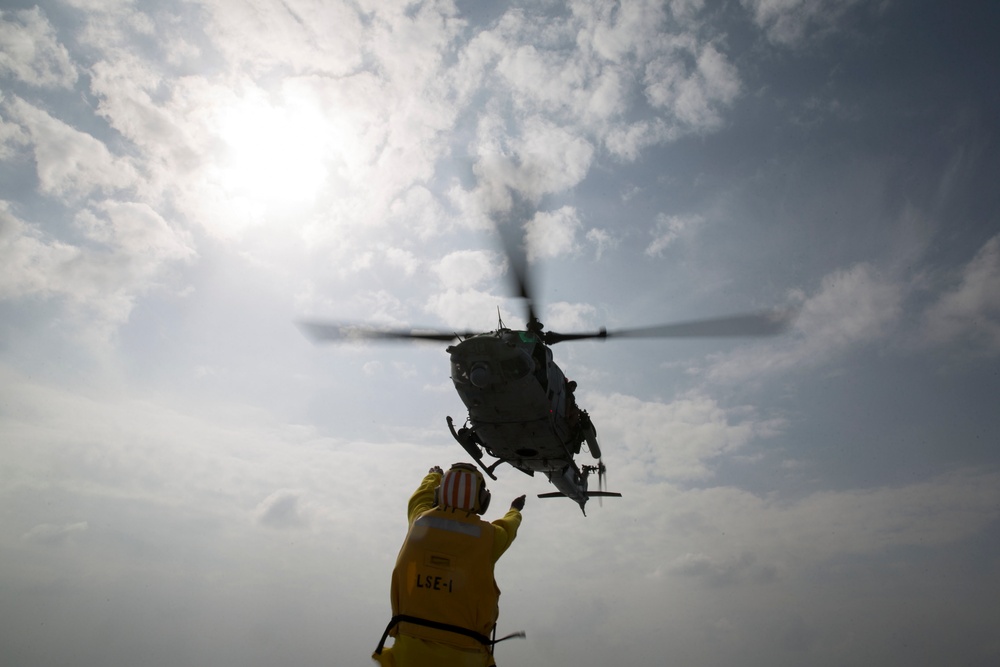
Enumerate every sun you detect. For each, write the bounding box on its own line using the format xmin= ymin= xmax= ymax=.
xmin=215 ymin=91 xmax=330 ymax=212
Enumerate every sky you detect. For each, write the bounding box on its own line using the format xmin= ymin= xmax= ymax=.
xmin=1 ymin=0 xmax=999 ymax=665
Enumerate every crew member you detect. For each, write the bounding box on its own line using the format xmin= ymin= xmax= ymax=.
xmin=373 ymin=463 xmax=526 ymax=667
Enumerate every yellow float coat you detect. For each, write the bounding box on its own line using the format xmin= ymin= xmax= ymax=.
xmin=374 ymin=471 xmax=521 ymax=666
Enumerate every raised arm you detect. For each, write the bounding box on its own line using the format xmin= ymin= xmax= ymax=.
xmin=406 ymin=466 xmax=443 ymax=524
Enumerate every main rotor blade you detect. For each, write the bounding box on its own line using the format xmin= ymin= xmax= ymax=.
xmin=298 ymin=321 xmax=470 ymax=343
xmin=495 ymin=206 xmax=540 ymax=328
xmin=545 ymin=309 xmax=797 ymax=344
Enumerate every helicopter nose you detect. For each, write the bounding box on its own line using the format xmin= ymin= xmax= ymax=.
xmin=469 ymin=363 xmax=491 ymax=388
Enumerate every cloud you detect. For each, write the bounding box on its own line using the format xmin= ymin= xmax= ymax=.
xmin=667 ymin=550 xmax=777 ymax=586
xmin=525 ymin=206 xmax=582 ymax=261
xmin=470 ymin=114 xmax=595 ymax=211
xmin=256 ymin=490 xmax=307 ymax=529
xmin=387 ymin=186 xmax=453 ymax=240
xmin=543 ymin=301 xmax=598 ymax=332
xmin=740 ymin=0 xmax=867 ymax=45
xmin=493 ymin=41 xmax=627 ymax=124
xmin=646 ymin=213 xmax=704 ymax=256
xmin=644 ymin=42 xmax=740 ymax=130
xmin=456 ymin=1 xmax=747 ymax=198
xmin=0 ymin=105 xmax=29 ymax=159
xmin=22 ymin=521 xmax=89 ymax=546
xmin=585 ymin=227 xmax=617 ymax=260
xmin=433 ymin=249 xmax=506 ymax=290
xmin=198 ymin=0 xmax=368 ymax=78
xmin=71 ymin=3 xmax=466 ymax=245
xmin=502 ymin=457 xmax=1000 ymax=667
xmin=0 ymin=199 xmax=195 ymax=329
xmin=424 ymin=287 xmax=511 ymax=330
xmin=921 ymin=234 xmax=1000 ymax=353
xmin=702 ymin=467 xmax=1000 ymax=563
xmin=0 ymin=7 xmax=78 ymax=88
xmin=572 ymin=0 xmax=671 ymax=64
xmin=383 ymin=247 xmax=421 ymax=277
xmin=587 ymin=391 xmax=783 ymax=482
xmin=703 ymin=262 xmax=905 ymax=383
xmin=550 ymin=463 xmax=1000 ymax=587
xmin=4 ymin=95 xmax=138 ymax=200
xmin=0 ymin=201 xmax=80 ymax=300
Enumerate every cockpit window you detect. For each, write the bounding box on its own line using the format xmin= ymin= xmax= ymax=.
xmin=500 ymin=352 xmax=532 ymax=380
xmin=451 ymin=360 xmax=468 ymax=384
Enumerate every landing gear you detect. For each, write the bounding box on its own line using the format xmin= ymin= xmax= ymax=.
xmin=446 ymin=416 xmax=502 ymax=480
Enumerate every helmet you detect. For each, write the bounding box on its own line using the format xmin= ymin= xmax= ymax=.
xmin=436 ymin=462 xmax=491 ymax=514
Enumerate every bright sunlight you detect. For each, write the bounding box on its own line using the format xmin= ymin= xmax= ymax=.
xmin=215 ymin=91 xmax=330 ymax=212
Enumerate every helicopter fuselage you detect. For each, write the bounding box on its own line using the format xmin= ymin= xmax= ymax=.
xmin=445 ymin=329 xmax=605 ymax=510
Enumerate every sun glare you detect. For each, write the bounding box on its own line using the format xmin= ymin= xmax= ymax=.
xmin=216 ymin=94 xmax=330 ymax=211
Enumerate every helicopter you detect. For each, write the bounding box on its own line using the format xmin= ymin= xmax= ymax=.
xmin=299 ymin=225 xmax=794 ymax=514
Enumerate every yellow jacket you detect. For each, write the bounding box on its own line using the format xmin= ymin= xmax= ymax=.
xmin=374 ymin=471 xmax=521 ymax=666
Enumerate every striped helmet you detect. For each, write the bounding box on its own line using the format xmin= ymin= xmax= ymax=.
xmin=438 ymin=463 xmax=491 ymax=514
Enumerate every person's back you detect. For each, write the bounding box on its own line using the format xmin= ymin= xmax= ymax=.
xmin=373 ymin=464 xmax=525 ymax=667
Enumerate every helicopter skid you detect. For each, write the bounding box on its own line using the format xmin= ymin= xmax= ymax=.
xmin=447 ymin=415 xmax=499 ymax=480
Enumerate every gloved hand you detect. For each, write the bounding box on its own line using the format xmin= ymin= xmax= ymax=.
xmin=510 ymin=495 xmax=526 ymax=511
xmin=429 ymin=466 xmax=444 ymax=475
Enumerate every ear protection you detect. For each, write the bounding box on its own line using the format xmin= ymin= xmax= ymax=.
xmin=434 ymin=462 xmax=491 ymax=514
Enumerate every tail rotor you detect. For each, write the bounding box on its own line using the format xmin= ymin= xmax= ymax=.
xmin=581 ymin=460 xmax=620 ymax=508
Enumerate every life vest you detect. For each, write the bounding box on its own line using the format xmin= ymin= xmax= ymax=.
xmin=389 ymin=507 xmax=499 ymax=651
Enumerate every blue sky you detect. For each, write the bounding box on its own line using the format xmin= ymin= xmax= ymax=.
xmin=2 ymin=1 xmax=999 ymax=666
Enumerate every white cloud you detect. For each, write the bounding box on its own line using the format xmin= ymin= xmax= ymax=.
xmin=0 ymin=104 xmax=29 ymax=159
xmin=424 ymin=287 xmax=511 ymax=330
xmin=544 ymin=301 xmax=597 ymax=332
xmin=256 ymin=490 xmax=307 ymax=528
xmin=493 ymin=41 xmax=627 ymax=125
xmin=433 ymin=249 xmax=505 ymax=290
xmin=704 ymin=262 xmax=904 ymax=382
xmin=457 ymin=1 xmax=744 ymax=185
xmin=198 ymin=0 xmax=367 ymax=78
xmin=666 ymin=467 xmax=1000 ymax=569
xmin=77 ymin=200 xmax=195 ymax=264
xmin=0 ymin=201 xmax=80 ymax=300
xmin=585 ymin=227 xmax=618 ymax=260
xmin=22 ymin=521 xmax=89 ymax=546
xmin=72 ymin=3 xmax=466 ymax=246
xmin=646 ymin=213 xmax=704 ymax=256
xmin=525 ymin=206 xmax=582 ymax=261
xmin=0 ymin=7 xmax=78 ymax=88
xmin=740 ymin=0 xmax=866 ymax=45
xmin=921 ymin=234 xmax=1000 ymax=353
xmin=644 ymin=42 xmax=740 ymax=130
xmin=383 ymin=247 xmax=421 ymax=277
xmin=471 ymin=114 xmax=595 ymax=211
xmin=387 ymin=186 xmax=452 ymax=240
xmin=571 ymin=0 xmax=670 ymax=64
xmin=4 ymin=96 xmax=138 ymax=200
xmin=0 ymin=199 xmax=195 ymax=328
xmin=667 ymin=550 xmax=775 ymax=586
xmin=587 ymin=391 xmax=781 ymax=482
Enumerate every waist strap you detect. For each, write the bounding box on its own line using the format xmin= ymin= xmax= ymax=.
xmin=374 ymin=615 xmax=525 ymax=654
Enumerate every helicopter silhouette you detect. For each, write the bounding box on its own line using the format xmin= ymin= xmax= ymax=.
xmin=299 ymin=221 xmax=794 ymax=514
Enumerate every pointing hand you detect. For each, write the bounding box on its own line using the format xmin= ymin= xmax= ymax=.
xmin=510 ymin=495 xmax=526 ymax=511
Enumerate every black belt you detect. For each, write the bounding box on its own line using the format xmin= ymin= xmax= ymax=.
xmin=375 ymin=615 xmax=525 ymax=655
